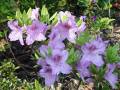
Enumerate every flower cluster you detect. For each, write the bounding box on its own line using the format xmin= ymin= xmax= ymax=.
xmin=36 ymin=11 xmax=86 ymax=86
xmin=77 ymin=37 xmax=119 ymax=89
xmin=37 ymin=44 xmax=71 ymax=86
xmin=49 ymin=11 xmax=86 ymax=43
xmin=7 ymin=7 xmax=120 ymax=89
xmin=8 ymin=8 xmax=47 ymax=45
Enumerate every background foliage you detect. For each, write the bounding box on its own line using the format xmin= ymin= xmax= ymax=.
xmin=0 ymin=0 xmax=120 ymax=89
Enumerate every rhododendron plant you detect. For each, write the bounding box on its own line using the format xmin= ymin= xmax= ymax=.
xmin=7 ymin=6 xmax=120 ymax=89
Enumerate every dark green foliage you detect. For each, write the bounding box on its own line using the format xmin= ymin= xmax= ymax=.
xmin=91 ymin=18 xmax=114 ymax=32
xmin=76 ymin=31 xmax=91 ymax=46
xmin=105 ymin=44 xmax=120 ymax=63
xmin=0 ymin=0 xmax=17 ymax=23
xmin=67 ymin=48 xmax=80 ymax=65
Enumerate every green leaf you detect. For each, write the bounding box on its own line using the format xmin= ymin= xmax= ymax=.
xmin=34 ymin=52 xmax=40 ymax=60
xmin=92 ymin=18 xmax=114 ymax=31
xmin=15 ymin=10 xmax=23 ymax=25
xmin=58 ymin=0 xmax=67 ymax=7
xmin=105 ymin=44 xmax=120 ymax=63
xmin=48 ymin=47 xmax=52 ymax=56
xmin=67 ymin=48 xmax=79 ymax=65
xmin=76 ymin=31 xmax=91 ymax=46
xmin=22 ymin=10 xmax=28 ymax=24
xmin=49 ymin=12 xmax=57 ymax=21
xmin=90 ymin=65 xmax=106 ymax=81
xmin=41 ymin=5 xmax=49 ymax=23
xmin=15 ymin=10 xmax=22 ymax=20
xmin=35 ymin=80 xmax=42 ymax=90
xmin=52 ymin=15 xmax=58 ymax=25
xmin=77 ymin=19 xmax=82 ymax=26
xmin=27 ymin=8 xmax=32 ymax=18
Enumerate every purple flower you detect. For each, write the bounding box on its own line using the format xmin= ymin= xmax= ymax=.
xmin=81 ymin=54 xmax=104 ymax=67
xmin=49 ymin=11 xmax=78 ymax=43
xmin=51 ymin=20 xmax=78 ymax=43
xmin=77 ymin=60 xmax=91 ymax=82
xmin=104 ymin=64 xmax=118 ymax=89
xmin=80 ymin=37 xmax=108 ymax=67
xmin=48 ymin=39 xmax=65 ymax=50
xmin=78 ymin=22 xmax=86 ymax=33
xmin=50 ymin=11 xmax=86 ymax=43
xmin=26 ymin=20 xmax=47 ymax=45
xmin=80 ymin=16 xmax=86 ymax=20
xmin=37 ymin=60 xmax=57 ymax=86
xmin=81 ymin=37 xmax=107 ymax=55
xmin=8 ymin=20 xmax=24 ymax=45
xmin=46 ymin=49 xmax=72 ymax=74
xmin=30 ymin=8 xmax=39 ymax=20
xmin=39 ymin=45 xmax=50 ymax=57
xmin=92 ymin=16 xmax=96 ymax=21
xmin=58 ymin=11 xmax=75 ymax=23
xmin=76 ymin=16 xmax=86 ymax=34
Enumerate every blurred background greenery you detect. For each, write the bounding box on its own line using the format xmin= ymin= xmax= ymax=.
xmin=0 ymin=0 xmax=120 ymax=89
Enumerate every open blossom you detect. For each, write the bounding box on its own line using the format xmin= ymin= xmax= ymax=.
xmin=81 ymin=37 xmax=107 ymax=55
xmin=8 ymin=20 xmax=24 ymax=45
xmin=58 ymin=11 xmax=75 ymax=23
xmin=49 ymin=11 xmax=86 ymax=43
xmin=37 ymin=60 xmax=57 ymax=86
xmin=81 ymin=54 xmax=104 ymax=67
xmin=80 ymin=37 xmax=108 ymax=67
xmin=48 ymin=39 xmax=65 ymax=50
xmin=46 ymin=49 xmax=72 ymax=74
xmin=104 ymin=64 xmax=118 ymax=89
xmin=38 ymin=44 xmax=71 ymax=86
xmin=38 ymin=39 xmax=72 ymax=86
xmin=48 ymin=32 xmax=65 ymax=50
xmin=77 ymin=60 xmax=91 ymax=82
xmin=30 ymin=8 xmax=39 ymax=20
xmin=26 ymin=20 xmax=47 ymax=45
xmin=53 ymin=18 xmax=78 ymax=43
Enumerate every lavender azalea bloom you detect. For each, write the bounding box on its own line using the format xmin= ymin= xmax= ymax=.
xmin=58 ymin=11 xmax=75 ymax=23
xmin=51 ymin=11 xmax=78 ymax=43
xmin=81 ymin=54 xmax=104 ymax=67
xmin=50 ymin=11 xmax=86 ymax=43
xmin=78 ymin=22 xmax=86 ymax=33
xmin=48 ymin=30 xmax=65 ymax=50
xmin=8 ymin=20 xmax=24 ymax=45
xmin=80 ymin=37 xmax=108 ymax=67
xmin=48 ymin=39 xmax=65 ymax=50
xmin=39 ymin=45 xmax=50 ymax=57
xmin=104 ymin=64 xmax=118 ymax=89
xmin=46 ymin=49 xmax=72 ymax=75
xmin=51 ymin=19 xmax=78 ymax=43
xmin=30 ymin=8 xmax=39 ymax=20
xmin=26 ymin=20 xmax=47 ymax=45
xmin=81 ymin=37 xmax=107 ymax=55
xmin=77 ymin=60 xmax=91 ymax=82
xmin=37 ymin=60 xmax=57 ymax=86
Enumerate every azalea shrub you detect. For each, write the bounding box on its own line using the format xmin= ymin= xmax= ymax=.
xmin=0 ymin=0 xmax=119 ymax=90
